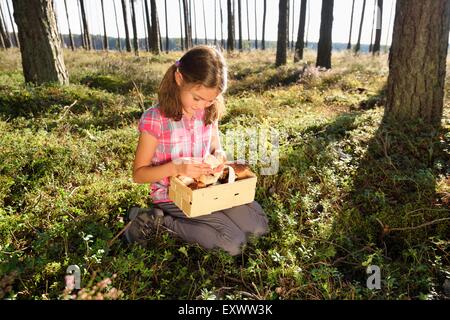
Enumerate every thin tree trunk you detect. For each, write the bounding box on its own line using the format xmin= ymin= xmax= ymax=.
xmin=182 ymin=0 xmax=192 ymax=49
xmin=347 ymin=0 xmax=355 ymax=50
xmin=79 ymin=0 xmax=91 ymax=50
xmin=294 ymin=0 xmax=307 ymax=62
xmin=77 ymin=0 xmax=85 ymax=49
xmin=141 ymin=0 xmax=148 ymax=51
xmin=385 ymin=0 xmax=450 ymax=126
xmin=262 ymin=0 xmax=267 ymax=50
xmin=227 ymin=0 xmax=234 ymax=51
xmin=13 ymin=0 xmax=69 ymax=85
xmin=291 ymin=0 xmax=295 ymax=50
xmin=286 ymin=0 xmax=290 ymax=51
xmin=0 ymin=2 xmax=11 ymax=48
xmin=165 ymin=0 xmax=168 ymax=52
xmin=121 ymin=0 xmax=131 ymax=52
xmin=179 ymin=0 xmax=184 ymax=50
xmin=113 ymin=0 xmax=121 ymax=51
xmin=150 ymin=0 xmax=160 ymax=54
xmin=202 ymin=0 xmax=207 ymax=44
xmin=238 ymin=0 xmax=242 ymax=50
xmin=355 ymin=0 xmax=366 ymax=54
xmin=384 ymin=0 xmax=394 ymax=52
xmin=276 ymin=0 xmax=288 ymax=66
xmin=305 ymin=0 xmax=310 ymax=47
xmin=214 ymin=0 xmax=217 ymax=46
xmin=316 ymin=0 xmax=334 ymax=69
xmin=369 ymin=0 xmax=376 ymax=52
xmin=130 ymin=0 xmax=139 ymax=55
xmin=63 ymin=0 xmax=74 ymax=50
xmin=220 ymin=0 xmax=224 ymax=48
xmin=6 ymin=0 xmax=18 ymax=47
xmin=144 ymin=0 xmax=152 ymax=51
xmin=193 ymin=0 xmax=197 ymax=45
xmin=254 ymin=0 xmax=257 ymax=49
xmin=101 ymin=0 xmax=108 ymax=51
xmin=246 ymin=0 xmax=249 ymax=48
xmin=372 ymin=0 xmax=383 ymax=55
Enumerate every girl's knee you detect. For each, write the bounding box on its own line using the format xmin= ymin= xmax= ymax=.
xmin=247 ymin=201 xmax=269 ymax=236
xmin=219 ymin=231 xmax=246 ymax=256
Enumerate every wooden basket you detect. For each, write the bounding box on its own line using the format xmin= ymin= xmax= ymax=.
xmin=168 ymin=174 xmax=257 ymax=218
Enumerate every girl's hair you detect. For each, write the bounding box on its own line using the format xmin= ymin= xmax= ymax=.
xmin=158 ymin=45 xmax=227 ymax=125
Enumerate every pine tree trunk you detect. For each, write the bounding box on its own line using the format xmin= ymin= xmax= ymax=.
xmin=77 ymin=0 xmax=85 ymax=49
xmin=238 ymin=0 xmax=242 ymax=50
xmin=179 ymin=0 xmax=184 ymax=50
xmin=294 ymin=0 xmax=307 ymax=62
xmin=182 ymin=0 xmax=191 ymax=49
xmin=113 ymin=0 xmax=121 ymax=51
xmin=165 ymin=0 xmax=168 ymax=52
xmin=385 ymin=0 xmax=450 ymax=126
xmin=63 ymin=0 xmax=74 ymax=50
xmin=130 ymin=0 xmax=139 ymax=55
xmin=246 ymin=0 xmax=250 ymax=48
xmin=372 ymin=0 xmax=383 ymax=54
xmin=369 ymin=0 xmax=376 ymax=52
xmin=101 ymin=0 xmax=108 ymax=51
xmin=192 ymin=0 xmax=197 ymax=45
xmin=79 ymin=0 xmax=91 ymax=50
xmin=12 ymin=0 xmax=69 ymax=85
xmin=214 ymin=0 xmax=217 ymax=46
xmin=227 ymin=0 xmax=234 ymax=52
xmin=275 ymin=0 xmax=288 ymax=66
xmin=262 ymin=0 xmax=267 ymax=50
xmin=121 ymin=0 xmax=131 ymax=52
xmin=202 ymin=0 xmax=207 ymax=44
xmin=0 ymin=3 xmax=11 ymax=48
xmin=150 ymin=0 xmax=160 ymax=54
xmin=144 ymin=0 xmax=152 ymax=51
xmin=347 ymin=0 xmax=355 ymax=50
xmin=220 ymin=0 xmax=224 ymax=48
xmin=316 ymin=0 xmax=334 ymax=69
xmin=254 ymin=0 xmax=258 ymax=49
xmin=355 ymin=0 xmax=366 ymax=54
xmin=6 ymin=0 xmax=19 ymax=47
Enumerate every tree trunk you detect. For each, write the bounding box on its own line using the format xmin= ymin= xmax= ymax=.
xmin=182 ymin=0 xmax=192 ymax=49
xmin=290 ymin=0 xmax=295 ymax=50
xmin=227 ymin=0 xmax=234 ymax=51
xmin=275 ymin=0 xmax=288 ymax=66
xmin=101 ymin=0 xmax=108 ymax=51
xmin=372 ymin=0 xmax=383 ymax=54
xmin=150 ymin=0 xmax=160 ymax=54
xmin=262 ymin=0 xmax=267 ymax=50
xmin=113 ymin=0 xmax=121 ymax=51
xmin=165 ymin=0 xmax=169 ymax=52
xmin=6 ymin=0 xmax=18 ymax=47
xmin=369 ymin=0 xmax=376 ymax=52
xmin=192 ymin=0 xmax=197 ymax=45
xmin=202 ymin=0 xmax=207 ymax=45
xmin=144 ymin=0 xmax=152 ymax=51
xmin=305 ymin=0 xmax=310 ymax=47
xmin=294 ymin=0 xmax=307 ymax=62
xmin=76 ymin=0 xmax=85 ymax=49
xmin=63 ymin=0 xmax=74 ymax=50
xmin=254 ymin=0 xmax=257 ymax=49
xmin=179 ymin=0 xmax=184 ymax=50
xmin=214 ymin=0 xmax=217 ymax=46
xmin=12 ymin=0 xmax=69 ymax=85
xmin=385 ymin=0 xmax=450 ymax=126
xmin=238 ymin=0 xmax=242 ymax=50
xmin=79 ymin=0 xmax=91 ymax=50
xmin=246 ymin=0 xmax=250 ymax=48
xmin=347 ymin=0 xmax=355 ymax=50
xmin=220 ymin=0 xmax=224 ymax=48
xmin=130 ymin=0 xmax=139 ymax=55
xmin=0 ymin=3 xmax=11 ymax=48
xmin=316 ymin=0 xmax=334 ymax=69
xmin=121 ymin=0 xmax=131 ymax=52
xmin=355 ymin=0 xmax=366 ymax=54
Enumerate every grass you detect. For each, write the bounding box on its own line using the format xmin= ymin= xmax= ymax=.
xmin=0 ymin=48 xmax=449 ymax=300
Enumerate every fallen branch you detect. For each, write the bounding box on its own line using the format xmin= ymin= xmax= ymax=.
xmin=377 ymin=217 xmax=450 ymax=235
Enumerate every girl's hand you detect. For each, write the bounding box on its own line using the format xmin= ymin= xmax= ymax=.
xmin=173 ymin=161 xmax=213 ymax=178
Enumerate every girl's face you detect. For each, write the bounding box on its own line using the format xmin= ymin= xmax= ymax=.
xmin=175 ymin=71 xmax=220 ymax=116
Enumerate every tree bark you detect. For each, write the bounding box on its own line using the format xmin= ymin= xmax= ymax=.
xmin=294 ymin=0 xmax=307 ymax=62
xmin=101 ymin=0 xmax=108 ymax=51
xmin=316 ymin=0 xmax=334 ymax=69
xmin=220 ymin=0 xmax=224 ymax=48
xmin=130 ymin=0 xmax=139 ymax=55
xmin=202 ymin=0 xmax=207 ymax=44
xmin=246 ymin=0 xmax=250 ymax=47
xmin=179 ymin=0 xmax=184 ymax=50
xmin=355 ymin=0 xmax=366 ymax=54
xmin=164 ymin=0 xmax=168 ymax=52
xmin=254 ymin=0 xmax=258 ymax=49
xmin=76 ymin=0 xmax=85 ymax=49
xmin=182 ymin=0 xmax=192 ymax=49
xmin=6 ymin=0 xmax=19 ymax=47
xmin=12 ymin=0 xmax=69 ymax=85
xmin=238 ymin=0 xmax=242 ymax=50
xmin=385 ymin=0 xmax=450 ymax=126
xmin=227 ymin=0 xmax=234 ymax=52
xmin=372 ymin=0 xmax=383 ymax=54
xmin=79 ymin=0 xmax=91 ymax=50
xmin=275 ymin=0 xmax=288 ymax=66
xmin=144 ymin=0 xmax=152 ymax=51
xmin=63 ymin=0 xmax=74 ymax=50
xmin=369 ymin=0 xmax=376 ymax=52
xmin=262 ymin=0 xmax=267 ymax=50
xmin=121 ymin=0 xmax=131 ymax=52
xmin=192 ymin=0 xmax=197 ymax=45
xmin=347 ymin=0 xmax=355 ymax=50
xmin=150 ymin=0 xmax=160 ymax=54
xmin=0 ymin=3 xmax=11 ymax=48
xmin=113 ymin=0 xmax=121 ymax=51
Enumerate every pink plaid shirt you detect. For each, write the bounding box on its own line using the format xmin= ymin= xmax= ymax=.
xmin=138 ymin=105 xmax=219 ymax=203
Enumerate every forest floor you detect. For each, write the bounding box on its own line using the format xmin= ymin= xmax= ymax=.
xmin=0 ymin=48 xmax=449 ymax=300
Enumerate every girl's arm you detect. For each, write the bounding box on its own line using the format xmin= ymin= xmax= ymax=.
xmin=133 ymin=132 xmax=214 ymax=183
xmin=133 ymin=132 xmax=177 ymax=184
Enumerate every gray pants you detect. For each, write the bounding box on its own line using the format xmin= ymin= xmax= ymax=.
xmin=155 ymin=201 xmax=269 ymax=256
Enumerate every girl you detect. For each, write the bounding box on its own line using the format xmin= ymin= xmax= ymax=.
xmin=126 ymin=46 xmax=269 ymax=256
